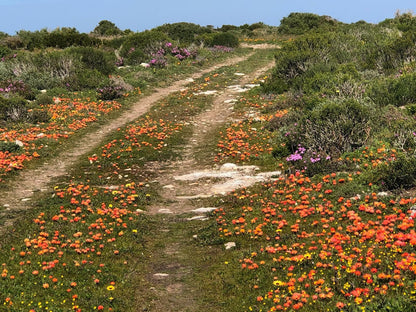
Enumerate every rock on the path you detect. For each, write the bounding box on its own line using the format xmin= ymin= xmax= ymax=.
xmin=163 ymin=185 xmax=175 ymax=189
xmin=224 ymin=242 xmax=236 ymax=250
xmin=191 ymin=207 xmax=218 ymax=213
xmin=158 ymin=208 xmax=173 ymax=214
xmin=194 ymin=90 xmax=218 ymax=96
xmin=257 ymin=171 xmax=282 ymax=178
xmin=220 ymin=163 xmax=238 ymax=172
xmin=245 ymin=83 xmax=260 ymax=88
xmin=224 ymin=99 xmax=237 ymax=104
xmin=234 ymin=73 xmax=245 ymax=76
xmin=186 ymin=216 xmax=209 ymax=221
xmin=153 ymin=273 xmax=169 ymax=279
xmin=176 ymin=194 xmax=213 ymax=199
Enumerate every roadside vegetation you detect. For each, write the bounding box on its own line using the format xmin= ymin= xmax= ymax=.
xmin=0 ymin=21 xmax=267 ymax=185
xmin=2 ymin=11 xmax=416 ymax=312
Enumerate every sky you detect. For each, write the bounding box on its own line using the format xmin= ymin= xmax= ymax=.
xmin=0 ymin=0 xmax=415 ymax=34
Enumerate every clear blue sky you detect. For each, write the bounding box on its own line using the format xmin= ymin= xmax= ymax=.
xmin=0 ymin=0 xmax=415 ymax=34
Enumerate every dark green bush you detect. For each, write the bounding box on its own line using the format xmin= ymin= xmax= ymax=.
xmin=68 ymin=47 xmax=115 ymax=75
xmin=368 ymin=73 xmax=416 ymax=107
xmin=372 ymin=155 xmax=416 ymax=190
xmin=28 ymin=109 xmax=50 ymax=124
xmin=17 ymin=29 xmax=49 ymax=50
xmin=124 ymin=49 xmax=147 ymax=66
xmin=17 ymin=28 xmax=100 ymax=50
xmin=120 ymin=30 xmax=170 ymax=64
xmin=211 ymin=32 xmax=239 ymax=48
xmin=45 ymin=29 xmax=100 ymax=49
xmin=0 ymin=46 xmax=11 ymax=58
xmin=92 ymin=20 xmax=122 ymax=36
xmin=64 ymin=68 xmax=108 ymax=90
xmin=219 ymin=25 xmax=239 ymax=32
xmin=278 ymin=12 xmax=339 ymax=35
xmin=35 ymin=93 xmax=54 ymax=105
xmin=155 ymin=22 xmax=211 ymax=44
xmin=195 ymin=33 xmax=215 ymax=46
xmin=0 ymin=141 xmax=21 ymax=153
xmin=271 ymin=143 xmax=290 ymax=159
xmin=121 ymin=31 xmax=170 ymax=55
xmin=0 ymin=95 xmax=27 ymax=121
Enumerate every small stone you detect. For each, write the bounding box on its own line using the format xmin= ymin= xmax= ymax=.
xmin=153 ymin=273 xmax=169 ymax=279
xmin=224 ymin=242 xmax=236 ymax=250
xmin=163 ymin=185 xmax=175 ymax=189
xmin=21 ymin=198 xmax=31 ymax=202
xmin=224 ymin=99 xmax=237 ymax=104
xmin=191 ymin=207 xmax=217 ymax=213
xmin=220 ymin=163 xmax=238 ymax=172
xmin=158 ymin=208 xmax=173 ymax=214
xmin=187 ymin=216 xmax=209 ymax=221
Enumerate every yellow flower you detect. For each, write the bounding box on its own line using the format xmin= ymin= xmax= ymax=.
xmin=107 ymin=285 xmax=115 ymax=291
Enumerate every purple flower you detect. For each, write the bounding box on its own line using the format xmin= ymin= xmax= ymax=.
xmin=310 ymin=157 xmax=321 ymax=163
xmin=286 ymin=153 xmax=303 ymax=162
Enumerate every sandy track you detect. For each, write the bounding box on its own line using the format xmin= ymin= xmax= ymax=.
xmin=0 ymin=54 xmax=253 ymax=226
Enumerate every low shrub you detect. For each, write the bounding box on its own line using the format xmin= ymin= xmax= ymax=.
xmin=0 ymin=46 xmax=11 ymax=58
xmin=368 ymin=73 xmax=416 ymax=107
xmin=19 ymin=71 xmax=61 ymax=90
xmin=372 ymin=154 xmax=416 ymax=190
xmin=0 ymin=79 xmax=35 ymax=100
xmin=211 ymin=32 xmax=239 ymax=48
xmin=64 ymin=68 xmax=108 ymax=91
xmin=304 ymin=99 xmax=373 ymax=155
xmin=92 ymin=20 xmax=123 ymax=36
xmin=97 ymin=84 xmax=124 ymax=100
xmin=278 ymin=12 xmax=340 ymax=35
xmin=154 ymin=22 xmax=211 ymax=45
xmin=120 ymin=30 xmax=170 ymax=60
xmin=0 ymin=95 xmax=27 ymax=121
xmin=35 ymin=93 xmax=54 ymax=105
xmin=68 ymin=47 xmax=115 ymax=75
xmin=0 ymin=141 xmax=21 ymax=153
xmin=28 ymin=109 xmax=51 ymax=124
